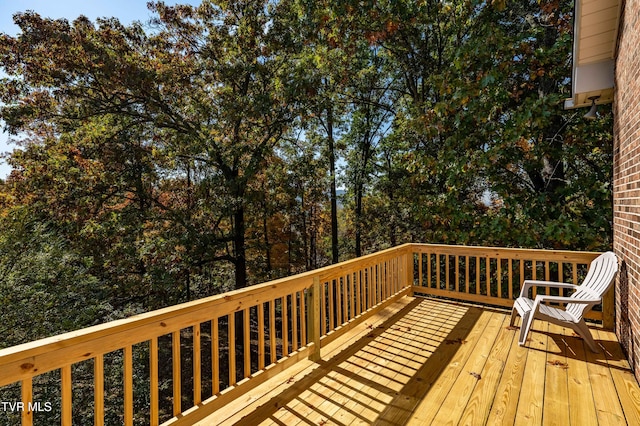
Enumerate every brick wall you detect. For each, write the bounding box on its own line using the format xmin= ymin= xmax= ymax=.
xmin=614 ymin=0 xmax=640 ymax=383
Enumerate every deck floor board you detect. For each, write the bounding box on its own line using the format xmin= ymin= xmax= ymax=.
xmin=196 ymin=297 xmax=640 ymax=426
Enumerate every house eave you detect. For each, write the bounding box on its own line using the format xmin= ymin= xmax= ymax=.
xmin=565 ymin=0 xmax=621 ymax=109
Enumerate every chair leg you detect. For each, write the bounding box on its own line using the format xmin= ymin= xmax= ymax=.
xmin=510 ymin=307 xmax=518 ymax=327
xmin=573 ymin=320 xmax=600 ymax=353
xmin=519 ymin=311 xmax=534 ymax=346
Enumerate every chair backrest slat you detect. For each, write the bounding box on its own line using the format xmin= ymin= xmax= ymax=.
xmin=567 ymin=251 xmax=618 ymax=319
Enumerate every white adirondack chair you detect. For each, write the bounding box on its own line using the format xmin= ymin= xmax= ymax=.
xmin=510 ymin=251 xmax=618 ymax=353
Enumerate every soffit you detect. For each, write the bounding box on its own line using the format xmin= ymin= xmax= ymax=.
xmin=565 ymin=0 xmax=621 ymax=109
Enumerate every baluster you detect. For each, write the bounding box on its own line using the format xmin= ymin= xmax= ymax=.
xmin=445 ymin=255 xmax=450 ymax=291
xmin=455 ymin=255 xmax=459 ymax=293
xmin=545 ymin=261 xmax=550 ymax=295
xmin=342 ymin=275 xmax=348 ymax=322
xmin=497 ymin=257 xmax=502 ymax=299
xmin=486 ymin=256 xmax=490 ymax=296
xmin=309 ymin=277 xmax=321 ymax=361
xmin=172 ymin=331 xmax=181 ymax=415
xmin=21 ymin=377 xmax=32 ymax=426
xmin=229 ymin=315 xmax=236 ymax=386
xmin=95 ymin=354 xmax=104 ymax=426
xmin=258 ymin=303 xmax=265 ymax=370
xmin=519 ymin=259 xmax=525 ymax=296
xmin=300 ymin=291 xmax=307 ymax=346
xmin=150 ymin=338 xmax=159 ymax=425
xmin=212 ymin=319 xmax=220 ymax=394
xmin=355 ymin=270 xmax=361 ymax=316
xmin=465 ymin=255 xmax=470 ymax=294
xmin=61 ymin=364 xmax=72 ymax=425
xmin=282 ymin=296 xmax=289 ymax=357
xmin=193 ymin=324 xmax=201 ymax=404
xmin=508 ymin=259 xmax=513 ymax=300
xmin=292 ymin=294 xmax=298 ymax=351
xmin=475 ymin=255 xmax=480 ymax=294
xmin=428 ymin=252 xmax=432 ymax=288
xmin=328 ymin=281 xmax=334 ymax=331
xmin=336 ymin=277 xmax=342 ymax=326
xmin=436 ymin=254 xmax=441 ymax=289
xmin=376 ymin=264 xmax=380 ymax=302
xmin=243 ymin=309 xmax=250 ymax=378
xmin=269 ymin=302 xmax=276 ymax=364
xmin=320 ymin=283 xmax=326 ymax=336
xmin=124 ymin=345 xmax=133 ymax=426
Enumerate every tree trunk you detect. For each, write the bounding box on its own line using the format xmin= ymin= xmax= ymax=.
xmin=386 ymin=155 xmax=397 ymax=246
xmin=288 ymin=222 xmax=293 ymax=274
xmin=310 ymin=205 xmax=317 ymax=269
xmin=355 ymin=183 xmax=363 ymax=257
xmin=261 ymin=182 xmax=272 ymax=279
xmin=301 ymin=188 xmax=310 ymax=270
xmin=233 ymin=205 xmax=247 ymax=289
xmin=327 ymin=105 xmax=339 ymax=264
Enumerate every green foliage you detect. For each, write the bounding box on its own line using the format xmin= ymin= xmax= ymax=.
xmin=327 ymin=0 xmax=611 ymax=252
xmin=0 ymin=210 xmax=106 ymax=348
xmin=0 ymin=0 xmax=612 ymax=339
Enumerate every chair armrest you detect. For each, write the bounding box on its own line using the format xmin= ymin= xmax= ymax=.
xmin=533 ymin=294 xmax=601 ymax=305
xmin=519 ymin=280 xmax=579 ymax=298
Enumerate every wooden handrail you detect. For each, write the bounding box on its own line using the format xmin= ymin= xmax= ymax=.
xmin=0 ymin=243 xmax=608 ymax=425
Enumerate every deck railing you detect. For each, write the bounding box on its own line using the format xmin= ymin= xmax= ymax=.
xmin=408 ymin=244 xmax=606 ymax=323
xmin=0 ymin=245 xmax=413 ymax=425
xmin=0 ymin=244 xmax=607 ymax=425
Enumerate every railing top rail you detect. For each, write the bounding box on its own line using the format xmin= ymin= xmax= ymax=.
xmin=410 ymin=243 xmax=601 ymax=261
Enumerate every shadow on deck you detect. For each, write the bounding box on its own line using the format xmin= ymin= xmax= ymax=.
xmin=203 ymin=297 xmax=640 ymax=426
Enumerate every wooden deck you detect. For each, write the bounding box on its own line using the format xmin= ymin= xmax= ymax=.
xmin=200 ymin=296 xmax=640 ymax=426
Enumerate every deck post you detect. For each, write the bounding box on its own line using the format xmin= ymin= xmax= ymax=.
xmin=308 ymin=276 xmax=321 ymax=361
xmin=603 ymin=286 xmax=615 ymax=330
xmin=406 ymin=248 xmax=415 ymax=296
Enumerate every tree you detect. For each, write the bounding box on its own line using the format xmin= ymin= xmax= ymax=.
xmin=342 ymin=45 xmax=397 ymax=256
xmin=450 ymin=0 xmax=612 ymax=249
xmin=0 ymin=1 xmax=309 ymax=290
xmin=313 ymin=0 xmax=612 ymax=251
xmin=0 ymin=0 xmax=613 ymax=342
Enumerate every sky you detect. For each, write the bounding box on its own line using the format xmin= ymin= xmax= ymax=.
xmin=0 ymin=0 xmax=199 ymax=178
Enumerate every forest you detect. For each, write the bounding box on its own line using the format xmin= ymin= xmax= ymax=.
xmin=0 ymin=0 xmax=613 ymax=351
